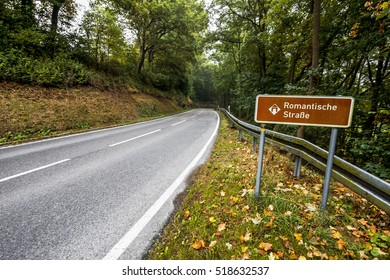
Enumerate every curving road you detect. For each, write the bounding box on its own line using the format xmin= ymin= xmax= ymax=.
xmin=0 ymin=109 xmax=219 ymax=259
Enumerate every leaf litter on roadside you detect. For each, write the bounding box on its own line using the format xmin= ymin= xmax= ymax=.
xmin=148 ymin=115 xmax=390 ymax=260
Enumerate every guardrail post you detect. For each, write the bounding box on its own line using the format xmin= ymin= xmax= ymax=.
xmin=294 ymin=156 xmax=302 ymax=178
xmin=255 ymin=125 xmax=266 ymax=198
xmin=238 ymin=130 xmax=243 ymax=141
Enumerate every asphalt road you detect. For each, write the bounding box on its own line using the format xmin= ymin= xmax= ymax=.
xmin=0 ymin=109 xmax=219 ymax=259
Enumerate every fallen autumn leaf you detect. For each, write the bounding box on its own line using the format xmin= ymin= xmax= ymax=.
xmin=294 ymin=233 xmax=303 ymax=241
xmin=259 ymin=242 xmax=273 ymax=251
xmin=192 ymin=240 xmax=205 ymax=250
xmin=217 ymin=223 xmax=226 ymax=232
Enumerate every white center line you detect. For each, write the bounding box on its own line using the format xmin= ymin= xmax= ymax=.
xmin=102 ymin=111 xmax=220 ymax=260
xmin=191 ymin=111 xmax=202 ymax=118
xmin=0 ymin=159 xmax=71 ymax=183
xmin=109 ymin=129 xmax=161 ymax=147
xmin=171 ymin=120 xmax=186 ymax=127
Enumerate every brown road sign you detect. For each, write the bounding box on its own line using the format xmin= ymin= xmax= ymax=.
xmin=255 ymin=95 xmax=354 ymax=127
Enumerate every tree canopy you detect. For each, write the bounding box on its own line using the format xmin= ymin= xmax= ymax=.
xmin=206 ymin=0 xmax=389 ymax=178
xmin=0 ymin=0 xmax=208 ymax=93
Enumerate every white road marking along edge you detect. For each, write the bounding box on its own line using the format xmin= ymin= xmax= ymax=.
xmin=103 ymin=111 xmax=220 ymax=260
xmin=109 ymin=129 xmax=162 ymax=147
xmin=171 ymin=120 xmax=186 ymax=127
xmin=0 ymin=159 xmax=71 ymax=183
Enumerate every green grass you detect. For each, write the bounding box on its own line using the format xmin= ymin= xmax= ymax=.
xmin=148 ymin=114 xmax=389 ymax=260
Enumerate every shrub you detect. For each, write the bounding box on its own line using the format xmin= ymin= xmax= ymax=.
xmin=0 ymin=49 xmax=90 ymax=87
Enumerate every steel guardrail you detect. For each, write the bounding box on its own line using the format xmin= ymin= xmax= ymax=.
xmin=220 ymin=108 xmax=390 ymax=215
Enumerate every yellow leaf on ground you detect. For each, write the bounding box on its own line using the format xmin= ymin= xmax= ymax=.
xmin=298 ymin=256 xmax=307 ymax=260
xmin=337 ymin=239 xmax=347 ymax=250
xmin=312 ymin=249 xmax=322 ymax=257
xmin=259 ymin=242 xmax=273 ymax=251
xmin=367 ymin=224 xmax=377 ymax=234
xmin=344 ymin=250 xmax=355 ymax=258
xmin=192 ymin=240 xmax=205 ymax=250
xmin=183 ymin=210 xmax=190 ymax=218
xmin=242 ymin=205 xmax=250 ymax=211
xmin=365 ymin=242 xmax=373 ymax=251
xmin=209 ymin=216 xmax=216 ymax=223
xmin=241 ymin=246 xmax=249 ymax=253
xmin=294 ymin=233 xmax=303 ymax=241
xmin=332 ymin=231 xmax=342 ymax=239
xmin=352 ymin=231 xmax=362 ymax=237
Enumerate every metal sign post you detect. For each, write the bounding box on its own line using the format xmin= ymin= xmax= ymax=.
xmin=321 ymin=127 xmax=338 ymax=210
xmin=255 ymin=125 xmax=266 ymax=198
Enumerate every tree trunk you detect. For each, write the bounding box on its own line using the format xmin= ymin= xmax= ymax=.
xmin=138 ymin=44 xmax=146 ymax=74
xmin=364 ymin=48 xmax=385 ymax=137
xmin=289 ymin=55 xmax=299 ymax=84
xmin=95 ymin=34 xmax=100 ymax=66
xmin=50 ymin=0 xmax=65 ymax=34
xmin=298 ymin=0 xmax=321 ymax=140
xmin=310 ymin=0 xmax=321 ymax=89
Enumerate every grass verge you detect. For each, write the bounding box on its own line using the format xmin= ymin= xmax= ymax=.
xmin=0 ymin=82 xmax=183 ymax=144
xmin=148 ymin=113 xmax=389 ymax=260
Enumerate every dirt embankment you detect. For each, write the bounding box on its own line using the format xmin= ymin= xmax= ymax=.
xmin=0 ymin=83 xmax=182 ymax=143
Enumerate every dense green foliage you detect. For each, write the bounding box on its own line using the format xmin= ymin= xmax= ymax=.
xmin=204 ymin=0 xmax=389 ymax=178
xmin=0 ymin=49 xmax=89 ymax=86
